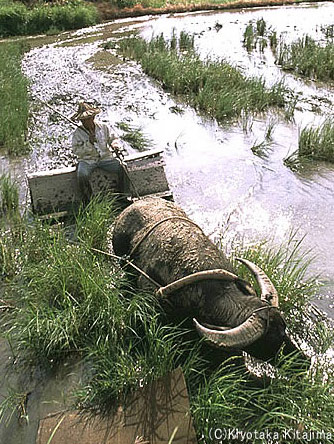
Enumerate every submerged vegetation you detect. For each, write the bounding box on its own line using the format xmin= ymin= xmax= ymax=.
xmin=118 ymin=32 xmax=290 ymax=122
xmin=0 ymin=43 xmax=29 ymax=156
xmin=1 ymin=196 xmax=333 ymax=439
xmin=0 ymin=0 xmax=99 ymax=37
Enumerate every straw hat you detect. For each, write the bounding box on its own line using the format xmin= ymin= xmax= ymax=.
xmin=71 ymin=102 xmax=101 ymax=121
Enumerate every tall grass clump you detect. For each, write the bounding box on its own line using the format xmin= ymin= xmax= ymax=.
xmin=0 ymin=174 xmax=19 ymax=217
xmin=0 ymin=0 xmax=99 ymax=37
xmin=276 ymin=35 xmax=334 ymax=82
xmin=243 ymin=19 xmax=271 ymax=53
xmin=192 ymin=354 xmax=334 ymax=442
xmin=119 ymin=33 xmax=289 ymax=122
xmin=0 ymin=43 xmax=29 ymax=155
xmin=298 ymin=118 xmax=334 ymax=163
xmin=116 ymin=121 xmax=153 ymax=152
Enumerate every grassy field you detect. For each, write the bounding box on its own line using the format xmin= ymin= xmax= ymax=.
xmin=118 ymin=32 xmax=291 ymax=122
xmin=0 ymin=43 xmax=29 ymax=156
xmin=1 ymin=193 xmax=333 ymax=440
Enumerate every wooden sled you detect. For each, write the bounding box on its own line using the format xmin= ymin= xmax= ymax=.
xmin=27 ymin=149 xmax=172 ymax=217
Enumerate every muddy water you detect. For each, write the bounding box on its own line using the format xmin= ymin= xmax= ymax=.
xmin=18 ymin=2 xmax=334 ymax=317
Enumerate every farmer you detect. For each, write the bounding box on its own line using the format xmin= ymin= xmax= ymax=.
xmin=71 ymin=102 xmax=125 ymax=203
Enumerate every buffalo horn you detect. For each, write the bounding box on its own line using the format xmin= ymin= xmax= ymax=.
xmin=156 ymin=269 xmax=238 ymax=298
xmin=236 ymin=258 xmax=279 ymax=308
xmin=193 ymin=314 xmax=267 ymax=349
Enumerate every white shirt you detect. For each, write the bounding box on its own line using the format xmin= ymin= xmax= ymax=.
xmin=72 ymin=122 xmax=120 ymax=163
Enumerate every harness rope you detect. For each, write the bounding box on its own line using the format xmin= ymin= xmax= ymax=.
xmin=129 ymin=215 xmax=205 ymax=259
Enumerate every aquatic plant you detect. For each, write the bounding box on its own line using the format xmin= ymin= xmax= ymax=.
xmin=0 ymin=175 xmax=19 ymax=217
xmin=116 ymin=121 xmax=153 ymax=152
xmin=118 ymin=33 xmax=290 ymax=122
xmin=192 ymin=352 xmax=334 ymax=442
xmin=298 ymin=118 xmax=334 ymax=163
xmin=243 ymin=18 xmax=271 ymax=53
xmin=251 ymin=139 xmax=271 ymax=158
xmin=0 ymin=388 xmax=29 ymax=426
xmin=321 ymin=24 xmax=334 ymax=41
xmin=243 ymin=22 xmax=256 ymax=52
xmin=256 ymin=17 xmax=266 ymax=36
xmin=276 ymin=35 xmax=334 ymax=81
xmin=0 ymin=43 xmax=29 ymax=156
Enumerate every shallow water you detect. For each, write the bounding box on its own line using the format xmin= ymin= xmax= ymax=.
xmin=3 ymin=3 xmax=334 ymax=319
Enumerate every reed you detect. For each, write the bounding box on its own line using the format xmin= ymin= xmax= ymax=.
xmin=0 ymin=43 xmax=29 ymax=156
xmin=298 ymin=119 xmax=334 ymax=163
xmin=243 ymin=18 xmax=270 ymax=53
xmin=0 ymin=174 xmax=19 ymax=217
xmin=116 ymin=122 xmax=153 ymax=152
xmin=276 ymin=35 xmax=334 ymax=82
xmin=119 ymin=33 xmax=290 ymax=122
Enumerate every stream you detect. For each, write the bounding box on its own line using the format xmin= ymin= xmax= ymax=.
xmin=0 ymin=2 xmax=333 ymax=442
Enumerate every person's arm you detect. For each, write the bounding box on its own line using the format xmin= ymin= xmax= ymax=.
xmin=106 ymin=125 xmax=125 ymax=158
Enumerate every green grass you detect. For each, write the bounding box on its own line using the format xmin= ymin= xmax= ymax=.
xmin=1 ymin=197 xmax=333 ymax=438
xmin=276 ymin=35 xmax=334 ymax=82
xmin=243 ymin=18 xmax=276 ymax=53
xmin=192 ymin=354 xmax=334 ymax=441
xmin=116 ymin=121 xmax=153 ymax=152
xmin=0 ymin=174 xmax=19 ymax=217
xmin=0 ymin=43 xmax=29 ymax=156
xmin=118 ymin=33 xmax=291 ymax=122
xmin=285 ymin=118 xmax=334 ymax=168
xmin=298 ymin=118 xmax=334 ymax=163
xmin=0 ymin=0 xmax=100 ymax=37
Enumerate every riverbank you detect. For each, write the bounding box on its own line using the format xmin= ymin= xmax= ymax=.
xmin=96 ymin=0 xmax=331 ymax=21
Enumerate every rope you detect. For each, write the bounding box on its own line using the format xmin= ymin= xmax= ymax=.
xmin=129 ymin=216 xmax=204 ymax=258
xmin=91 ymin=247 xmax=162 ymax=288
xmin=91 ymin=247 xmax=277 ymax=328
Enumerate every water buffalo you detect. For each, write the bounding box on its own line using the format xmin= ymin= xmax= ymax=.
xmin=112 ymin=197 xmax=296 ymax=362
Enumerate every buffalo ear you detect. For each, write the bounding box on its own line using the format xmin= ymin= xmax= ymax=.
xmin=235 ymin=278 xmax=257 ymax=297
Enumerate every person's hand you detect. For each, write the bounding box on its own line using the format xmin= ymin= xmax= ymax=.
xmin=111 ymin=138 xmax=122 ymax=150
xmin=134 ymin=436 xmax=150 ymax=444
xmin=110 ymin=138 xmax=126 ymax=158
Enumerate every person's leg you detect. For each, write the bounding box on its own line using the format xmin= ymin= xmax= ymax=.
xmin=76 ymin=161 xmax=95 ymax=203
xmin=97 ymin=159 xmax=124 ymax=192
